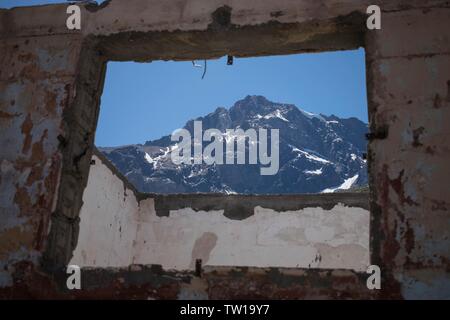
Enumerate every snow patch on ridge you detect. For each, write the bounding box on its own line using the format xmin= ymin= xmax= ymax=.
xmin=299 ymin=109 xmax=325 ymax=122
xmin=254 ymin=109 xmax=289 ymax=122
xmin=304 ymin=168 xmax=323 ymax=175
xmin=321 ymin=174 xmax=359 ymax=193
xmin=290 ymin=145 xmax=331 ymax=164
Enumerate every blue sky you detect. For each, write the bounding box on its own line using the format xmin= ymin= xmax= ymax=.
xmin=2 ymin=1 xmax=368 ymax=148
xmin=98 ymin=51 xmax=367 ymax=146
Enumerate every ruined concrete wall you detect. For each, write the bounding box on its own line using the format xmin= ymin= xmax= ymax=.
xmin=0 ymin=7 xmax=106 ymax=292
xmin=0 ymin=34 xmax=84 ymax=287
xmin=71 ymin=154 xmax=370 ymax=271
xmin=0 ymin=0 xmax=449 ymax=299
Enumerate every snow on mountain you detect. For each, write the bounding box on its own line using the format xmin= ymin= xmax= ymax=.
xmin=290 ymin=145 xmax=332 ymax=164
xmin=321 ymin=174 xmax=360 ymax=193
xmin=304 ymin=168 xmax=323 ymax=175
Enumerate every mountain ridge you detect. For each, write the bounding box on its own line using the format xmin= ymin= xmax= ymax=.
xmin=99 ymin=95 xmax=368 ymax=194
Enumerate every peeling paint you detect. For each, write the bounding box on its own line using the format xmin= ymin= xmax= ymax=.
xmin=70 ymin=154 xmax=370 ymax=272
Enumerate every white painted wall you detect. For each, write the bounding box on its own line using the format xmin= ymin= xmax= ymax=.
xmin=70 ymin=154 xmax=370 ymax=271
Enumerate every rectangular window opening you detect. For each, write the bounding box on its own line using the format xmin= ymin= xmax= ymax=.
xmin=95 ymin=50 xmax=369 ymax=195
xmin=71 ymin=49 xmax=371 ymax=272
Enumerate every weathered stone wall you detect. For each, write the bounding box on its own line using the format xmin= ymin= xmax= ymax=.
xmin=0 ymin=0 xmax=449 ymax=299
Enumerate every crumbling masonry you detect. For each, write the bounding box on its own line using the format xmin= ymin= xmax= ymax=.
xmin=0 ymin=0 xmax=449 ymax=299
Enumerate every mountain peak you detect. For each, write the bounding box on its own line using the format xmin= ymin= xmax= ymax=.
xmin=107 ymin=95 xmax=369 ymax=194
xmin=233 ymin=95 xmax=273 ymax=109
xmin=214 ymin=106 xmax=228 ymax=113
xmin=230 ymin=95 xmax=280 ymax=121
xmin=242 ymin=95 xmax=271 ymax=104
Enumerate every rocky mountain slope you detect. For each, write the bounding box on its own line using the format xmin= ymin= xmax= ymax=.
xmin=99 ymin=95 xmax=368 ymax=194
